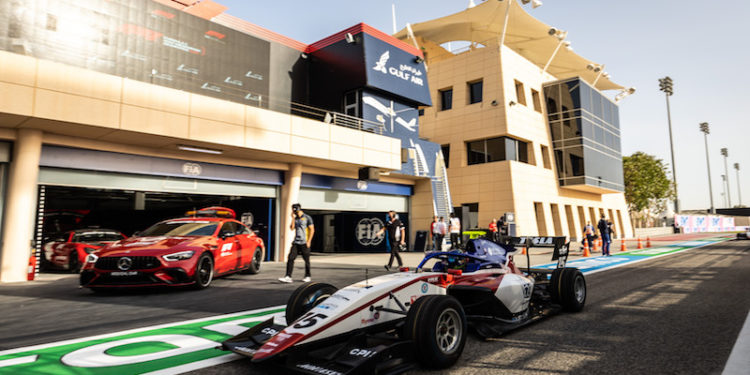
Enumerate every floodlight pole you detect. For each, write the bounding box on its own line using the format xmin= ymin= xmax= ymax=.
xmin=659 ymin=77 xmax=679 ymax=214
xmin=721 ymin=148 xmax=731 ymax=207
xmin=700 ymin=123 xmax=715 ymax=214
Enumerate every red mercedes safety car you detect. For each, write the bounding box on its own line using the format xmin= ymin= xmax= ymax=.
xmin=80 ymin=207 xmax=264 ymax=290
xmin=41 ymin=229 xmax=127 ymax=273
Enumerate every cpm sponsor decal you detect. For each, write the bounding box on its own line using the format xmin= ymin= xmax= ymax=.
xmin=0 ymin=307 xmax=284 ymax=375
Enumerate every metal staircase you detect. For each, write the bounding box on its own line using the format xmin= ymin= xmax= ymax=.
xmin=431 ymin=150 xmax=453 ymax=218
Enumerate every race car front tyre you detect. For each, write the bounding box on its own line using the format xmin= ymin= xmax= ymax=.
xmin=191 ymin=253 xmax=214 ymax=289
xmin=403 ymin=295 xmax=467 ymax=369
xmin=244 ymin=248 xmax=262 ymax=274
xmin=285 ymin=282 xmax=338 ymax=326
xmin=550 ymin=268 xmax=586 ymax=312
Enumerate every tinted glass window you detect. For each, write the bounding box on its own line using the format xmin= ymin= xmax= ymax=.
xmin=74 ymin=232 xmax=125 ymax=243
xmin=504 ymin=138 xmax=517 ymax=161
xmin=486 ymin=137 xmax=505 ymax=162
xmin=440 ymin=89 xmax=453 ymax=110
xmin=220 ymin=222 xmax=239 ymax=237
xmin=518 ymin=141 xmax=528 ymax=163
xmin=140 ymin=221 xmax=219 ymax=237
xmin=467 ymin=140 xmax=486 ymax=165
xmin=468 ymin=81 xmax=483 ymax=104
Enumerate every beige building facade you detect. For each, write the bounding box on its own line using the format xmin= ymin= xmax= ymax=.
xmin=397 ymin=1 xmax=634 ymax=240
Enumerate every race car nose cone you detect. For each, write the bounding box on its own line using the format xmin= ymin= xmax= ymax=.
xmin=251 ymin=332 xmax=304 ymax=362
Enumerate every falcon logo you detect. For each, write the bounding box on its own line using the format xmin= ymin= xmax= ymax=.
xmin=373 ymin=51 xmax=389 ymax=73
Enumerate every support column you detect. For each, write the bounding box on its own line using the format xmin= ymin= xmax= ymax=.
xmin=0 ymin=129 xmax=42 ymax=282
xmin=279 ymin=163 xmax=302 ymax=262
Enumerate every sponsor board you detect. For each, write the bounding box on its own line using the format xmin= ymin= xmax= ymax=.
xmin=0 ymin=307 xmax=284 ymax=375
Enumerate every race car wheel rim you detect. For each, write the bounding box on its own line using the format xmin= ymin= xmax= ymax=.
xmin=574 ymin=276 xmax=585 ymax=303
xmin=436 ymin=308 xmax=461 ymax=355
xmin=197 ymin=256 xmax=213 ymax=286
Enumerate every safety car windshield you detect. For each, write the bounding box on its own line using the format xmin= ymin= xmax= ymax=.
xmin=139 ymin=221 xmax=218 ymax=237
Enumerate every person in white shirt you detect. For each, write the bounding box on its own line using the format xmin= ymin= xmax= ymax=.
xmin=449 ymin=212 xmax=461 ymax=250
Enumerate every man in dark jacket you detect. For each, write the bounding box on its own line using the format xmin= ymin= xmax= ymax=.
xmin=598 ymin=214 xmax=610 ymax=256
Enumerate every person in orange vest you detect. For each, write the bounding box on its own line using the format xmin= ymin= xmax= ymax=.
xmin=582 ymin=221 xmax=595 ymax=250
xmin=488 ymin=218 xmax=498 ymax=242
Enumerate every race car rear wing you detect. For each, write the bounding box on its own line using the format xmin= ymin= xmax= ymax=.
xmin=497 ymin=236 xmax=570 ymax=271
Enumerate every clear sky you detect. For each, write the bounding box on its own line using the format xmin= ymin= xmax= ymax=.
xmin=217 ymin=0 xmax=749 ymax=211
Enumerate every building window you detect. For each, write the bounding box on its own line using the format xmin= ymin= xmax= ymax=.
xmin=514 ymin=80 xmax=526 ymax=106
xmin=468 ymin=80 xmax=483 ymax=104
xmin=439 ymin=88 xmax=453 ymax=111
xmin=541 ymin=145 xmax=551 ymax=169
xmin=466 ymin=136 xmax=528 ymax=165
xmin=531 ymin=89 xmax=542 ymax=112
xmin=418 ymin=108 xmax=424 ymax=116
xmin=343 ymin=90 xmax=359 ymax=117
xmin=441 ymin=144 xmax=450 ymax=168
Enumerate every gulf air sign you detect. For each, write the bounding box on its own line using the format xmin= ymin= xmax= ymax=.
xmin=363 ymin=34 xmax=431 ymax=106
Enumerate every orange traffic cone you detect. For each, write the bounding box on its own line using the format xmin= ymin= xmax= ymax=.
xmin=582 ymin=239 xmax=591 ymax=257
xmin=637 ymin=237 xmax=643 ymax=249
xmin=592 ymin=238 xmax=599 ymax=252
xmin=620 ymin=238 xmax=627 ymax=252
xmin=521 ymin=247 xmax=527 ymax=255
xmin=646 ymin=237 xmax=652 ymax=248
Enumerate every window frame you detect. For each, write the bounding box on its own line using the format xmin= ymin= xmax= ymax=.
xmin=468 ymin=80 xmax=483 ymax=104
xmin=439 ymin=87 xmax=453 ymax=111
xmin=514 ymin=80 xmax=527 ymax=106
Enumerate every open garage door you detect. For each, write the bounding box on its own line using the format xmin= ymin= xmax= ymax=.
xmin=35 ymin=168 xmax=278 ymax=274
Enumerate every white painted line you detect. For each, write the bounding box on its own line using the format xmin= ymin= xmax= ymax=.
xmin=0 ymin=305 xmax=285 ymax=356
xmin=142 ymin=353 xmax=243 ymax=375
xmin=0 ymin=355 xmax=38 ymax=368
xmin=722 ymin=309 xmax=750 ymax=375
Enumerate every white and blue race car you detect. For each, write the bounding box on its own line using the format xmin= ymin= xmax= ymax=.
xmin=221 ymin=236 xmax=586 ymax=374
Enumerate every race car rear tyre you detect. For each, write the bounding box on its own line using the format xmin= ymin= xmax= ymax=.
xmin=285 ymin=282 xmax=338 ymax=325
xmin=245 ymin=248 xmax=262 ymax=274
xmin=550 ymin=268 xmax=586 ymax=312
xmin=191 ymin=253 xmax=214 ymax=289
xmin=403 ymin=295 xmax=467 ymax=369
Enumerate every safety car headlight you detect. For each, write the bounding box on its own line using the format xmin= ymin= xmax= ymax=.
xmin=162 ymin=250 xmax=195 ymax=262
xmin=83 ymin=247 xmax=98 ymax=254
xmin=85 ymin=253 xmax=98 ymax=264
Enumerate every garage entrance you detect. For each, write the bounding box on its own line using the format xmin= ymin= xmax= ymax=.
xmin=35 ymin=168 xmax=279 ymax=274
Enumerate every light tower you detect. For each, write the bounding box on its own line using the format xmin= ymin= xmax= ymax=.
xmin=659 ymin=76 xmax=678 ymax=213
xmin=734 ymin=162 xmax=741 ymax=206
xmin=699 ymin=123 xmax=715 ymax=213
xmin=720 ymin=148 xmax=731 ymax=207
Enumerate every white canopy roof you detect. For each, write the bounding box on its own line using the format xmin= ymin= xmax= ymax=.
xmin=394 ymin=0 xmax=624 ymax=91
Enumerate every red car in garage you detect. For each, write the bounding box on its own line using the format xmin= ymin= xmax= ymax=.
xmin=41 ymin=229 xmax=127 ymax=273
xmin=79 ymin=207 xmax=264 ymax=290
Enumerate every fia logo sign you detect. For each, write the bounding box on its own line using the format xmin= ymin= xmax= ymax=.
xmin=356 ymin=218 xmax=385 ymax=246
xmin=182 ymin=162 xmax=202 ymax=176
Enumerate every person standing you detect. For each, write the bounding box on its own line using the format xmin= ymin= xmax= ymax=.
xmin=278 ymin=203 xmax=314 ymax=283
xmin=597 ymin=215 xmax=610 ymax=256
xmin=430 ymin=216 xmax=439 ymax=251
xmin=377 ymin=211 xmax=405 ymax=270
xmin=449 ymin=212 xmax=461 ymax=250
xmin=430 ymin=216 xmax=440 ymax=251
xmin=435 ymin=217 xmax=446 ymax=251
xmin=582 ymin=221 xmax=595 ymax=250
xmin=488 ymin=218 xmax=498 ymax=242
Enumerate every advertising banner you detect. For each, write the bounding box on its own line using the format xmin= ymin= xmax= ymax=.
xmin=363 ymin=34 xmax=431 ymax=106
xmin=674 ymin=214 xmax=735 ymax=233
xmin=0 ymin=0 xmax=270 ymax=107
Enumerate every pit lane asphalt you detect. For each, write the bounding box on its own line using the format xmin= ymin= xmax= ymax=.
xmin=1 ymin=240 xmax=747 ymax=374
xmin=185 ymin=240 xmax=750 ymax=375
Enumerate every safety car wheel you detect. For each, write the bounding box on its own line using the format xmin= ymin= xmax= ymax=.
xmin=550 ymin=267 xmax=586 ymax=312
xmin=285 ymin=282 xmax=337 ymax=325
xmin=403 ymin=295 xmax=467 ymax=369
xmin=191 ymin=253 xmax=214 ymax=289
xmin=69 ymin=251 xmax=81 ymax=273
xmin=245 ymin=248 xmax=262 ymax=274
